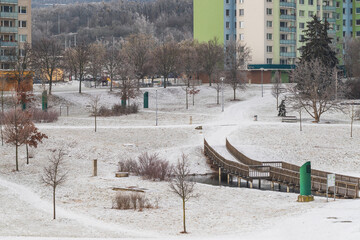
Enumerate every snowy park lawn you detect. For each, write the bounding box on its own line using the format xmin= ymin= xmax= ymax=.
xmin=0 ymin=82 xmax=359 ymax=239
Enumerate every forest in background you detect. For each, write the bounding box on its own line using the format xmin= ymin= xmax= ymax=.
xmin=32 ymin=0 xmax=193 ymax=44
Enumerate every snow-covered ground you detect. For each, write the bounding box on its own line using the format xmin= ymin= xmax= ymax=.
xmin=0 ymin=81 xmax=359 ymax=239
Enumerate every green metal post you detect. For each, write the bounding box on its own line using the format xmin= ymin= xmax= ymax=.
xmin=42 ymin=90 xmax=48 ymax=112
xmin=300 ymin=161 xmax=312 ymax=196
xmin=144 ymin=92 xmax=149 ymax=108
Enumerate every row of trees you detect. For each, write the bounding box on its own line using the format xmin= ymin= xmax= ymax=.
xmin=28 ymin=34 xmax=250 ymax=104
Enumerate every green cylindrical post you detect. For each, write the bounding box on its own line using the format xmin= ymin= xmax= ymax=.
xmin=42 ymin=90 xmax=48 ymax=112
xmin=144 ymin=92 xmax=149 ymax=108
xmin=121 ymin=99 xmax=126 ymax=107
xmin=300 ymin=161 xmax=311 ymax=196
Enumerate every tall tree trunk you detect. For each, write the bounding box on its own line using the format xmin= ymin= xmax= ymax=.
xmin=110 ymin=74 xmax=113 ymax=92
xmin=16 ymin=144 xmax=19 ymax=171
xmin=95 ymin=114 xmax=97 ymax=132
xmin=26 ymin=143 xmax=29 ymax=164
xmin=192 ymin=93 xmax=195 ymax=106
xmin=217 ymin=90 xmax=220 ymax=105
xmin=209 ymin=73 xmax=212 ymax=87
xmin=53 ymin=187 xmax=56 ymax=220
xmin=233 ymin=88 xmax=236 ymax=100
xmin=182 ymin=199 xmax=186 ymax=233
xmin=186 ymin=88 xmax=188 ymax=110
xmin=79 ymin=78 xmax=82 ymax=93
xmin=49 ymin=77 xmax=53 ymax=95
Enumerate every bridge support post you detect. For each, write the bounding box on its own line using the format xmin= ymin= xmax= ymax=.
xmin=246 ymin=181 xmax=249 ymax=188
xmin=287 ymin=186 xmax=290 ymax=193
xmin=219 ymin=168 xmax=221 ymax=185
xmin=278 ymin=184 xmax=281 ymax=191
xmin=271 ymin=182 xmax=274 ymax=190
xmin=250 ymin=181 xmax=253 ymax=189
xmin=258 ymin=179 xmax=261 ymax=189
xmin=227 ymin=174 xmax=230 ymax=184
xmin=238 ymin=177 xmax=241 ymax=187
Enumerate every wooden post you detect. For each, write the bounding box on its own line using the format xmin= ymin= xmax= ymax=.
xmin=271 ymin=181 xmax=274 ymax=190
xmin=250 ymin=181 xmax=253 ymax=189
xmin=190 ymin=116 xmax=192 ymax=125
xmin=227 ymin=174 xmax=230 ymax=184
xmin=287 ymin=185 xmax=290 ymax=193
xmin=219 ymin=168 xmax=221 ymax=185
xmin=238 ymin=177 xmax=241 ymax=187
xmin=93 ymin=159 xmax=97 ymax=177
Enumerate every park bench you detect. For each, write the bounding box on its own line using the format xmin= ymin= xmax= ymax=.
xmin=282 ymin=116 xmax=297 ymax=123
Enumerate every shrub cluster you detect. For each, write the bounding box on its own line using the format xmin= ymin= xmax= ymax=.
xmin=29 ymin=108 xmax=59 ymax=123
xmin=118 ymin=152 xmax=172 ymax=181
xmin=113 ymin=192 xmax=154 ymax=211
xmin=345 ymin=79 xmax=360 ymax=99
xmin=98 ymin=103 xmax=138 ymax=117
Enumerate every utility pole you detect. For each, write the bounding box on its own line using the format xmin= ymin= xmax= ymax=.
xmin=156 ymin=90 xmax=158 ymax=126
xmin=260 ymin=68 xmax=264 ymax=97
xmin=221 ymin=77 xmax=225 ymax=112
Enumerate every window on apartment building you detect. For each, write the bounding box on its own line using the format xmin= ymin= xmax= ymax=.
xmin=280 ymin=59 xmax=288 ymax=65
xmin=299 ymin=0 xmax=304 ymax=4
xmin=266 ymin=8 xmax=272 ymax=15
xmin=336 ymin=25 xmax=340 ymax=30
xmin=18 ymin=20 xmax=27 ymax=28
xmin=226 ymin=0 xmax=229 ymax=4
xmin=357 ymin=8 xmax=360 ymax=14
xmin=226 ymin=10 xmax=230 ymax=17
xmin=234 ymin=22 xmax=237 ymax=28
xmin=308 ymin=11 xmax=314 ymax=17
xmin=357 ymin=31 xmax=360 ymax=36
xmin=280 ymin=34 xmax=287 ymax=40
xmin=343 ymin=8 xmax=346 ymax=14
xmin=351 ymin=8 xmax=353 ymax=14
xmin=266 ymin=46 xmax=273 ymax=53
xmin=18 ymin=6 xmax=27 ymax=14
xmin=300 ymin=35 xmax=305 ymax=41
xmin=343 ymin=19 xmax=346 ymax=26
xmin=19 ymin=35 xmax=27 ymax=42
xmin=336 ymin=2 xmax=340 ymax=7
xmin=239 ymin=0 xmax=244 ymax=3
xmin=266 ymin=33 xmax=272 ymax=40
xmin=1 ymin=6 xmax=14 ymax=12
xmin=19 ymin=49 xmax=26 ymax=57
xmin=226 ymin=22 xmax=230 ymax=29
xmin=336 ymin=13 xmax=340 ymax=19
xmin=356 ymin=19 xmax=360 ymax=25
xmin=299 ymin=10 xmax=305 ymax=17
xmin=239 ymin=21 xmax=244 ymax=28
xmin=299 ymin=22 xmax=305 ymax=29
xmin=239 ymin=34 xmax=244 ymax=40
xmin=239 ymin=9 xmax=244 ymax=16
xmin=308 ymin=0 xmax=313 ymax=5
xmin=266 ymin=21 xmax=272 ymax=27
xmin=280 ymin=47 xmax=287 ymax=53
xmin=267 ymin=58 xmax=273 ymax=64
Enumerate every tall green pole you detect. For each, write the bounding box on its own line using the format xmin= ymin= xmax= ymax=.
xmin=298 ymin=161 xmax=314 ymax=202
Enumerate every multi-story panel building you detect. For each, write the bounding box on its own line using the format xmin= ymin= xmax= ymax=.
xmin=0 ymin=0 xmax=31 ymax=70
xmin=194 ymin=0 xmax=340 ymax=82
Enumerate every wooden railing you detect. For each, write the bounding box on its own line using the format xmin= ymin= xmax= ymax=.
xmin=225 ymin=138 xmax=359 ymax=198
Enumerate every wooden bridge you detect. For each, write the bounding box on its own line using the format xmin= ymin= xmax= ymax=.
xmin=204 ymin=139 xmax=360 ymax=199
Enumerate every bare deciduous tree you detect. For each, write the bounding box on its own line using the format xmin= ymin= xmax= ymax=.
xmin=41 ymin=149 xmax=67 ymax=220
xmin=344 ymin=38 xmax=360 ymax=79
xmin=88 ymin=43 xmax=105 ymax=88
xmin=169 ymin=154 xmax=196 ymax=234
xmin=197 ymin=37 xmax=224 ymax=86
xmin=271 ymin=71 xmax=286 ymax=110
xmin=104 ymin=43 xmax=121 ymax=92
xmin=224 ymin=40 xmax=250 ymax=100
xmin=153 ymin=39 xmax=179 ymax=88
xmin=32 ymin=37 xmax=63 ymax=95
xmin=124 ymin=34 xmax=155 ymax=89
xmin=287 ymin=59 xmax=341 ymax=123
xmin=89 ymin=95 xmax=100 ymax=132
xmin=72 ymin=42 xmax=90 ymax=93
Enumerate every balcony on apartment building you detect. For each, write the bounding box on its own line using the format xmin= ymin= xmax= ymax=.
xmin=280 ymin=52 xmax=296 ymax=58
xmin=0 ymin=0 xmax=18 ymax=4
xmin=279 ymin=0 xmax=296 ymax=9
xmin=0 ymin=41 xmax=17 ymax=47
xmin=280 ymin=39 xmax=296 ymax=45
xmin=0 ymin=27 xmax=17 ymax=33
xmin=280 ymin=26 xmax=296 ymax=32
xmin=0 ymin=12 xmax=18 ymax=19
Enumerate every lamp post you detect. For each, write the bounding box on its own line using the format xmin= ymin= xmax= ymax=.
xmin=260 ymin=68 xmax=264 ymax=97
xmin=221 ymin=77 xmax=225 ymax=112
xmin=156 ymin=90 xmax=158 ymax=126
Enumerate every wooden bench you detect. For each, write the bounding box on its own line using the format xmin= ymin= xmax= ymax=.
xmin=282 ymin=116 xmax=297 ymax=123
